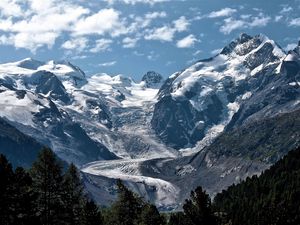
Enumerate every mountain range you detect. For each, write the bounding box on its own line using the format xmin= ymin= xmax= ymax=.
xmin=0 ymin=33 xmax=299 ymax=210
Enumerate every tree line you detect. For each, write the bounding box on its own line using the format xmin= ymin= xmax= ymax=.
xmin=1 ymin=146 xmax=300 ymax=225
xmin=0 ymin=147 xmax=217 ymax=225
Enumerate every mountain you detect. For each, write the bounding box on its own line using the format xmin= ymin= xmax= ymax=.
xmin=151 ymin=33 xmax=288 ymax=150
xmin=0 ymin=59 xmax=117 ymax=165
xmin=141 ymin=71 xmax=164 ymax=88
xmin=82 ymin=34 xmax=300 ymax=210
xmin=0 ymin=33 xmax=300 ymax=210
xmin=213 ymin=146 xmax=300 ymax=225
xmin=0 ymin=117 xmax=44 ymax=168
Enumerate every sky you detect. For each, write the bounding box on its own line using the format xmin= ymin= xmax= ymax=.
xmin=0 ymin=0 xmax=300 ymax=80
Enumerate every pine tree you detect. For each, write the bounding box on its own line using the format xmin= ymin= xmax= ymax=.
xmin=12 ymin=167 xmax=39 ymax=225
xmin=138 ymin=203 xmax=166 ymax=225
xmin=0 ymin=154 xmax=14 ymax=225
xmin=168 ymin=212 xmax=189 ymax=225
xmin=182 ymin=186 xmax=217 ymax=225
xmin=81 ymin=199 xmax=103 ymax=225
xmin=106 ymin=179 xmax=143 ymax=225
xmin=62 ymin=163 xmax=85 ymax=225
xmin=30 ymin=148 xmax=64 ymax=225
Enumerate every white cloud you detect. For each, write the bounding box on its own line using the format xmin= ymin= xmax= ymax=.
xmin=90 ymin=39 xmax=113 ymax=53
xmin=127 ymin=11 xmax=167 ymax=33
xmin=173 ymin=16 xmax=190 ymax=32
xmin=280 ymin=6 xmax=292 ymax=14
xmin=99 ymin=61 xmax=116 ymax=67
xmin=147 ymin=51 xmax=159 ymax=61
xmin=220 ymin=14 xmax=271 ymax=34
xmin=122 ymin=37 xmax=139 ymax=48
xmin=211 ymin=48 xmax=222 ymax=55
xmin=144 ymin=16 xmax=190 ymax=42
xmin=73 ymin=8 xmax=126 ymax=37
xmin=275 ymin=15 xmax=283 ymax=22
xmin=62 ymin=38 xmax=88 ymax=52
xmin=220 ymin=18 xmax=246 ymax=35
xmin=193 ymin=50 xmax=202 ymax=56
xmin=208 ymin=8 xmax=237 ymax=18
xmin=145 ymin=26 xmax=175 ymax=42
xmin=0 ymin=0 xmax=23 ymax=17
xmin=145 ymin=11 xmax=167 ymax=20
xmin=106 ymin=0 xmax=169 ymax=5
xmin=13 ymin=32 xmax=59 ymax=52
xmin=289 ymin=18 xmax=300 ymax=26
xmin=0 ymin=0 xmax=90 ymax=52
xmin=284 ymin=43 xmax=297 ymax=51
xmin=249 ymin=15 xmax=271 ymax=27
xmin=176 ymin=34 xmax=198 ymax=48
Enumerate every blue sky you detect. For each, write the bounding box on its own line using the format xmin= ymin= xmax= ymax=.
xmin=0 ymin=0 xmax=300 ymax=80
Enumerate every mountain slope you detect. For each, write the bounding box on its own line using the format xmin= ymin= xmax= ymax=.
xmin=83 ymin=34 xmax=300 ymax=210
xmin=1 ymin=33 xmax=300 ymax=210
xmin=214 ymin=146 xmax=300 ymax=225
xmin=0 ymin=117 xmax=44 ymax=167
xmin=152 ymin=33 xmax=287 ymax=149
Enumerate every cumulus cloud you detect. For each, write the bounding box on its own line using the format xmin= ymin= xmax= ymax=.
xmin=0 ymin=0 xmax=90 ymax=52
xmin=280 ymin=6 xmax=293 ymax=14
xmin=0 ymin=0 xmax=23 ymax=17
xmin=73 ymin=8 xmax=126 ymax=37
xmin=98 ymin=61 xmax=116 ymax=67
xmin=220 ymin=13 xmax=271 ymax=34
xmin=208 ymin=8 xmax=237 ymax=18
xmin=145 ymin=26 xmax=175 ymax=42
xmin=176 ymin=34 xmax=198 ymax=48
xmin=173 ymin=16 xmax=190 ymax=32
xmin=122 ymin=37 xmax=139 ymax=48
xmin=284 ymin=43 xmax=297 ymax=51
xmin=220 ymin=18 xmax=246 ymax=35
xmin=275 ymin=15 xmax=283 ymax=22
xmin=249 ymin=15 xmax=271 ymax=27
xmin=90 ymin=39 xmax=113 ymax=53
xmin=127 ymin=11 xmax=167 ymax=33
xmin=289 ymin=18 xmax=300 ymax=26
xmin=211 ymin=48 xmax=222 ymax=55
xmin=106 ymin=0 xmax=169 ymax=5
xmin=62 ymin=38 xmax=88 ymax=52
xmin=145 ymin=16 xmax=190 ymax=42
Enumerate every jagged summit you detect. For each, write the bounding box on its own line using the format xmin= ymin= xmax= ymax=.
xmin=219 ymin=33 xmax=284 ymax=59
xmin=141 ymin=71 xmax=164 ymax=88
xmin=16 ymin=58 xmax=45 ymax=70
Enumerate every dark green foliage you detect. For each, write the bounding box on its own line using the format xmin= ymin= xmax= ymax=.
xmin=104 ymin=179 xmax=166 ymax=225
xmin=0 ymin=154 xmax=15 ymax=225
xmin=30 ymin=148 xmax=64 ymax=225
xmin=62 ymin=163 xmax=85 ymax=225
xmin=214 ymin=147 xmax=300 ymax=225
xmin=0 ymin=154 xmax=38 ymax=225
xmin=2 ymin=149 xmax=165 ymax=225
xmin=183 ymin=186 xmax=217 ymax=225
xmin=168 ymin=187 xmax=217 ymax=225
xmin=12 ymin=167 xmax=39 ymax=225
xmin=2 ymin=146 xmax=300 ymax=225
xmin=168 ymin=212 xmax=189 ymax=225
xmin=138 ymin=204 xmax=166 ymax=225
xmin=105 ymin=179 xmax=144 ymax=225
xmin=81 ymin=200 xmax=103 ymax=225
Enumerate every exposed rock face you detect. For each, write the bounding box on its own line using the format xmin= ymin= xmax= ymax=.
xmin=142 ymin=71 xmax=164 ymax=88
xmin=151 ymin=34 xmax=291 ymax=149
xmin=1 ymin=34 xmax=300 ymax=211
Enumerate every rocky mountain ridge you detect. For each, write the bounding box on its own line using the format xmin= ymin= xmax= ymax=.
xmin=0 ymin=33 xmax=299 ymax=210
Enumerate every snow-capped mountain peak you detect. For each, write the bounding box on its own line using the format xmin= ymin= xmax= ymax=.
xmin=141 ymin=71 xmax=164 ymax=88
xmin=16 ymin=58 xmax=45 ymax=70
